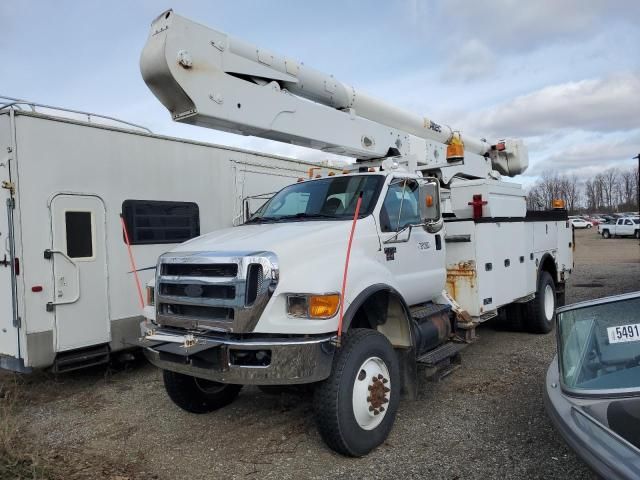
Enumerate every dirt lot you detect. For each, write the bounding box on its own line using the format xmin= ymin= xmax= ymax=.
xmin=2 ymin=228 xmax=639 ymax=479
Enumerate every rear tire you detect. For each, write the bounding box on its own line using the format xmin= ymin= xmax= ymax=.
xmin=163 ymin=370 xmax=242 ymax=413
xmin=525 ymin=271 xmax=556 ymax=334
xmin=635 ymin=230 xmax=640 ymax=239
xmin=313 ymin=329 xmax=400 ymax=457
xmin=602 ymin=230 xmax=610 ymax=239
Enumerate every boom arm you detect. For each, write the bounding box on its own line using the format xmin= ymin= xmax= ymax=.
xmin=140 ymin=10 xmax=528 ymax=183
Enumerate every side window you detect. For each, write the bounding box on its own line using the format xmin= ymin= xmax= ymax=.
xmin=625 ymin=219 xmax=632 ymax=225
xmin=379 ymin=179 xmax=421 ymax=232
xmin=122 ymin=200 xmax=200 ymax=245
xmin=617 ymin=219 xmax=624 ymax=225
xmin=65 ymin=211 xmax=94 ymax=259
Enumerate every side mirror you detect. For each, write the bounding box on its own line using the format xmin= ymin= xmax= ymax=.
xmin=419 ymin=178 xmax=443 ymax=233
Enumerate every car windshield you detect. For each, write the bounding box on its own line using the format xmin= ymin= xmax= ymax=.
xmin=247 ymin=174 xmax=383 ymax=223
xmin=558 ymin=295 xmax=640 ymax=393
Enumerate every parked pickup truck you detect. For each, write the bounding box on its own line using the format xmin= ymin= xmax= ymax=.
xmin=598 ymin=217 xmax=640 ymax=239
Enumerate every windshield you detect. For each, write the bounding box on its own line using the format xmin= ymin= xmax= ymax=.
xmin=247 ymin=175 xmax=383 ymax=223
xmin=558 ymin=295 xmax=640 ymax=393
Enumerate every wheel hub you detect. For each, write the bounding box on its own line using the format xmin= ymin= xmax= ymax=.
xmin=352 ymin=356 xmax=391 ymax=430
xmin=367 ymin=374 xmax=389 ymax=414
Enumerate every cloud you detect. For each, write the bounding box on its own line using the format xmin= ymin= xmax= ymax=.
xmin=441 ymin=39 xmax=496 ymax=82
xmin=524 ymin=130 xmax=640 ymax=178
xmin=439 ymin=0 xmax=640 ymax=53
xmin=461 ymin=73 xmax=640 ymax=137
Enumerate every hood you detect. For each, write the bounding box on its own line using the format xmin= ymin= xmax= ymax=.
xmin=169 ymin=219 xmax=376 ymax=256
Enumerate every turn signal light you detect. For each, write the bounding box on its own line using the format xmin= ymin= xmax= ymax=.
xmin=309 ymin=294 xmax=340 ymax=319
xmin=287 ymin=293 xmax=340 ymax=319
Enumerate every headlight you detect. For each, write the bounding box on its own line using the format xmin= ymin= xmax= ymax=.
xmin=287 ymin=294 xmax=340 ymax=319
xmin=146 ymin=286 xmax=155 ymax=306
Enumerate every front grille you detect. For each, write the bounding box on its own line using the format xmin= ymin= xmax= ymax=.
xmin=160 ymin=283 xmax=235 ymax=299
xmin=156 ymin=253 xmax=277 ymax=333
xmin=162 ymin=263 xmax=238 ymax=277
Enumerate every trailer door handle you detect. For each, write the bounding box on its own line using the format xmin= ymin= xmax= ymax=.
xmin=44 ymin=249 xmax=80 ymax=310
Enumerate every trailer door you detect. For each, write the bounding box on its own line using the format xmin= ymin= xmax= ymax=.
xmin=49 ymin=194 xmax=109 ymax=352
xmin=0 ymin=186 xmax=20 ymax=360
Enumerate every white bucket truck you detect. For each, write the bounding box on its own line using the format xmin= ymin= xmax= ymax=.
xmin=139 ymin=11 xmax=573 ymax=456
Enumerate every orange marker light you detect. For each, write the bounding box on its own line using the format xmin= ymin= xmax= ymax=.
xmin=426 ymin=194 xmax=433 ymax=207
xmin=446 ymin=133 xmax=464 ymax=162
xmin=309 ymin=294 xmax=340 ymax=319
xmin=552 ymin=199 xmax=565 ymax=209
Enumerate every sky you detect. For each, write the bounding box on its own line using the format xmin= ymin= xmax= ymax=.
xmin=1 ymin=0 xmax=639 ymax=187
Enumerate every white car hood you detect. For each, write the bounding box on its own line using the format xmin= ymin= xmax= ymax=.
xmin=169 ymin=220 xmax=367 ymax=256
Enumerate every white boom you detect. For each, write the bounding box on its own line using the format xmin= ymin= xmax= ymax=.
xmin=140 ymin=10 xmax=528 ymax=183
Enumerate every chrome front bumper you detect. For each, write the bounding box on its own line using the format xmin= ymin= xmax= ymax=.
xmin=142 ymin=330 xmax=335 ymax=385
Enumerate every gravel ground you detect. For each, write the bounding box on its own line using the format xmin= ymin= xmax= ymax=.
xmin=7 ymin=228 xmax=640 ymax=479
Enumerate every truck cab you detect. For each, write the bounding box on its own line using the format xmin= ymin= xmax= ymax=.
xmin=144 ymin=170 xmax=444 ymax=379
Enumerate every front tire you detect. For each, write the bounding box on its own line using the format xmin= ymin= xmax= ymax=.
xmin=587 ymin=224 xmax=592 ymax=228
xmin=635 ymin=230 xmax=640 ymax=239
xmin=163 ymin=370 xmax=242 ymax=414
xmin=525 ymin=271 xmax=556 ymax=334
xmin=313 ymin=329 xmax=400 ymax=457
xmin=602 ymin=230 xmax=611 ymax=239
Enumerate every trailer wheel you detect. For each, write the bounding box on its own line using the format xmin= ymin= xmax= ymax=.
xmin=525 ymin=271 xmax=556 ymax=334
xmin=602 ymin=230 xmax=610 ymax=239
xmin=313 ymin=328 xmax=399 ymax=457
xmin=163 ymin=370 xmax=242 ymax=414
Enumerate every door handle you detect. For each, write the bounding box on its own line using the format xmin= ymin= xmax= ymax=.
xmin=44 ymin=249 xmax=80 ymax=311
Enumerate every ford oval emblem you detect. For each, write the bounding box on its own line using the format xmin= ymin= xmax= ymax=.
xmin=184 ymin=284 xmax=204 ymax=297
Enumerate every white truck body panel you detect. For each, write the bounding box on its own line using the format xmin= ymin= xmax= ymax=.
xmin=0 ymin=110 xmax=334 ymax=370
xmin=445 ymin=218 xmax=572 ymax=318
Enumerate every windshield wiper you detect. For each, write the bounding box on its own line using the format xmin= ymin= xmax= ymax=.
xmin=245 ymin=216 xmax=279 ymax=224
xmin=276 ymin=213 xmax=338 ymax=221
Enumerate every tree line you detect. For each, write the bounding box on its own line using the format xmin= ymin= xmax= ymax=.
xmin=526 ymin=165 xmax=639 ymax=214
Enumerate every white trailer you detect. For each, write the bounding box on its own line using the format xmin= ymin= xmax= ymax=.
xmin=0 ymin=98 xmax=337 ymax=373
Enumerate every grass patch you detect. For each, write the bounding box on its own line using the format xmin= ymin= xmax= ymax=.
xmin=0 ymin=372 xmax=154 ymax=480
xmin=0 ymin=375 xmax=51 ymax=479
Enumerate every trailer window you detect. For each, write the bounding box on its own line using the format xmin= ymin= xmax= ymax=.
xmin=65 ymin=211 xmax=94 ymax=259
xmin=122 ymin=200 xmax=200 ymax=245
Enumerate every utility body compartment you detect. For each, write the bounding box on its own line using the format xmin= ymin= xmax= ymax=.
xmin=444 ymin=213 xmax=572 ymax=319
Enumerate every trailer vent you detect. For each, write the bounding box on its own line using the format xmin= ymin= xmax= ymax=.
xmin=162 ymin=263 xmax=238 ymax=277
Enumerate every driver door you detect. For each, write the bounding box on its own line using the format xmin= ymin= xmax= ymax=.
xmin=376 ymin=177 xmax=445 ymax=306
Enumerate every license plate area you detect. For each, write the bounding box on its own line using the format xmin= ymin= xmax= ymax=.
xmin=155 ymin=341 xmax=224 ymax=369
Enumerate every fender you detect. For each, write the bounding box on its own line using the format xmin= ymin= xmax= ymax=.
xmin=538 ymin=252 xmax=558 ymax=284
xmin=343 ymin=283 xmax=413 ymax=338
